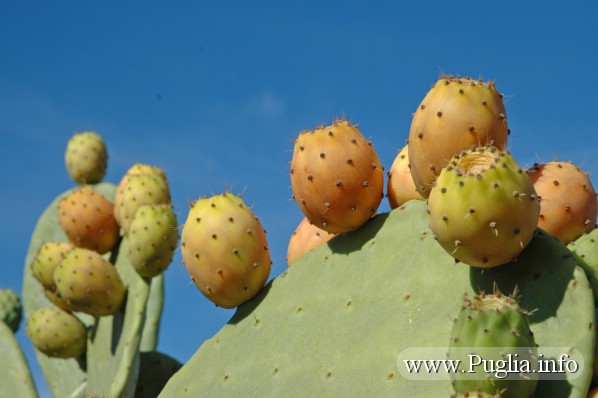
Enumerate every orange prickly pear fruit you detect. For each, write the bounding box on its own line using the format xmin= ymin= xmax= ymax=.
xmin=286 ymin=217 xmax=335 ymax=266
xmin=290 ymin=119 xmax=384 ymax=234
xmin=59 ymin=186 xmax=119 ymax=254
xmin=408 ymin=76 xmax=509 ymax=198
xmin=387 ymin=144 xmax=424 ymax=208
xmin=528 ymin=161 xmax=597 ymax=244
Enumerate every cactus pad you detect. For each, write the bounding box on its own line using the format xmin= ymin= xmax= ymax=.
xmin=160 ymin=201 xmax=594 ymax=398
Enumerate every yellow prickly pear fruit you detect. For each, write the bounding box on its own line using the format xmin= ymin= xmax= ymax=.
xmin=290 ymin=119 xmax=384 ymax=234
xmin=387 ymin=144 xmax=424 ymax=208
xmin=26 ymin=307 xmax=87 ymax=358
xmin=59 ymin=186 xmax=119 ymax=254
xmin=286 ymin=217 xmax=336 ymax=266
xmin=529 ymin=161 xmax=597 ymax=244
xmin=408 ymin=76 xmax=509 ymax=197
xmin=53 ymin=247 xmax=126 ymax=316
xmin=64 ymin=131 xmax=107 ymax=184
xmin=114 ymin=163 xmax=168 ymax=226
xmin=31 ymin=242 xmax=75 ymax=290
xmin=181 ymin=193 xmax=271 ymax=309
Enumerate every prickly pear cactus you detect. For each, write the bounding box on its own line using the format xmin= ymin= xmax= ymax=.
xmin=160 ymin=201 xmax=594 ymax=398
xmin=22 ymin=182 xmax=161 ymax=398
xmin=85 ymin=237 xmax=152 ymax=398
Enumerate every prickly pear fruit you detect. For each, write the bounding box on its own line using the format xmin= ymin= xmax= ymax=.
xmin=116 ymin=173 xmax=172 ymax=235
xmin=387 ymin=144 xmax=424 ymax=208
xmin=290 ymin=119 xmax=384 ymax=233
xmin=0 ymin=288 xmax=22 ymax=333
xmin=128 ymin=204 xmax=178 ymax=278
xmin=286 ymin=217 xmax=335 ymax=265
xmin=59 ymin=186 xmax=119 ymax=254
xmin=65 ymin=131 xmax=107 ymax=184
xmin=428 ymin=146 xmax=540 ymax=267
xmin=568 ymin=228 xmax=598 ymax=301
xmin=26 ymin=307 xmax=87 ymax=358
xmin=31 ymin=242 xmax=74 ymax=290
xmin=528 ymin=161 xmax=597 ymax=244
xmin=54 ymin=247 xmax=126 ymax=316
xmin=408 ymin=76 xmax=509 ymax=197
xmin=114 ymin=163 xmax=168 ymax=226
xmin=588 ymin=386 xmax=598 ymax=398
xmin=181 ymin=192 xmax=271 ymax=308
xmin=448 ymin=291 xmax=537 ymax=398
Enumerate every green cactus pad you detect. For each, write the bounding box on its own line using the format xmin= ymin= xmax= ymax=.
xmin=569 ymin=228 xmax=598 ymax=302
xmin=160 ymin=200 xmax=594 ymax=398
xmin=568 ymin=229 xmax=598 ymax=383
xmin=85 ymin=236 xmax=152 ymax=398
xmin=140 ymin=274 xmax=164 ymax=352
xmin=0 ymin=321 xmax=38 ymax=398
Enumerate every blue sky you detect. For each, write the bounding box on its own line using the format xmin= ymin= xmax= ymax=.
xmin=1 ymin=2 xmax=597 ymax=397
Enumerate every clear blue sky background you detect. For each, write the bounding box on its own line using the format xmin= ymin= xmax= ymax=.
xmin=1 ymin=2 xmax=597 ymax=397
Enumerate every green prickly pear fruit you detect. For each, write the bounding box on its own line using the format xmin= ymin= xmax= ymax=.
xmin=428 ymin=146 xmax=540 ymax=267
xmin=286 ymin=217 xmax=335 ymax=266
xmin=54 ymin=247 xmax=126 ymax=316
xmin=31 ymin=242 xmax=75 ymax=290
xmin=26 ymin=307 xmax=87 ymax=358
xmin=116 ymin=173 xmax=172 ymax=235
xmin=568 ymin=228 xmax=598 ymax=302
xmin=114 ymin=163 xmax=168 ymax=226
xmin=448 ymin=291 xmax=537 ymax=398
xmin=0 ymin=288 xmax=22 ymax=333
xmin=408 ymin=76 xmax=509 ymax=197
xmin=181 ymin=192 xmax=271 ymax=309
xmin=128 ymin=204 xmax=178 ymax=278
xmin=59 ymin=186 xmax=119 ymax=254
xmin=65 ymin=131 xmax=108 ymax=184
xmin=290 ymin=119 xmax=384 ymax=233
xmin=528 ymin=161 xmax=597 ymax=244
xmin=387 ymin=144 xmax=424 ymax=208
